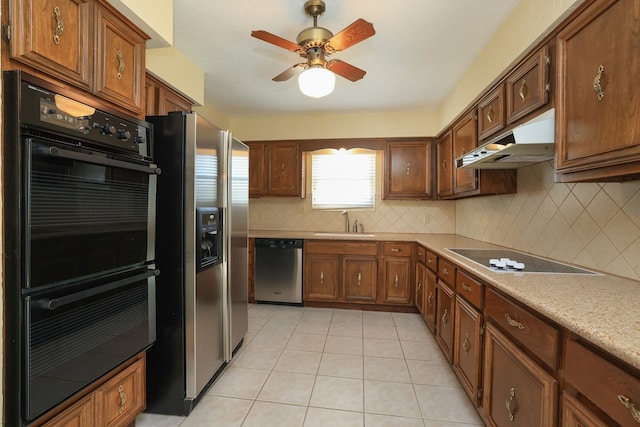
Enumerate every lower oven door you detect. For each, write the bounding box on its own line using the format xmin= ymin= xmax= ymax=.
xmin=23 ymin=268 xmax=157 ymax=422
xmin=27 ymin=137 xmax=158 ymax=288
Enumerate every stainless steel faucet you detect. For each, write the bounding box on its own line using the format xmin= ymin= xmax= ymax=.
xmin=341 ymin=210 xmax=350 ymax=233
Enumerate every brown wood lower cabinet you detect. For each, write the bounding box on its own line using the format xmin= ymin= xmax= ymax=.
xmin=482 ymin=323 xmax=557 ymax=426
xmin=42 ymin=353 xmax=146 ymax=427
xmin=304 ymin=253 xmax=340 ymax=300
xmin=415 ymin=261 xmax=425 ymax=316
xmin=435 ymin=280 xmax=455 ymax=363
xmin=343 ymin=256 xmax=377 ymax=302
xmin=562 ymin=392 xmax=609 ymax=427
xmin=423 ymin=268 xmax=437 ymax=333
xmin=453 ymin=296 xmax=483 ymax=407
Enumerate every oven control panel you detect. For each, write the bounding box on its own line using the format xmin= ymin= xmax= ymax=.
xmin=21 ymin=81 xmax=151 ymax=157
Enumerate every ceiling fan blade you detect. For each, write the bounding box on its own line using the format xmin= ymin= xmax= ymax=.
xmin=327 ymin=60 xmax=366 ymax=82
xmin=251 ymin=30 xmax=302 ymax=53
xmin=326 ymin=18 xmax=375 ymax=52
xmin=272 ymin=63 xmax=307 ymax=82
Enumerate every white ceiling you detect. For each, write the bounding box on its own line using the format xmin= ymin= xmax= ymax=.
xmin=172 ymin=0 xmax=521 ymax=117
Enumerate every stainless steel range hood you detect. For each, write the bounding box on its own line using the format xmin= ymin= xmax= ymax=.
xmin=457 ymin=108 xmax=555 ymax=169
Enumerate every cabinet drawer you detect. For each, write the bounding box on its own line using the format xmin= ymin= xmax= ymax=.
xmin=455 ymin=270 xmax=483 ymax=309
xmin=94 ymin=357 xmax=145 ymax=427
xmin=43 ymin=394 xmax=95 ymax=427
xmin=485 ymin=288 xmax=559 ymax=369
xmin=382 ymin=242 xmax=413 ymax=257
xmin=565 ymin=339 xmax=640 ymax=427
xmin=438 ymin=259 xmax=455 ymax=286
xmin=415 ymin=245 xmax=426 ymax=264
xmin=305 ymin=240 xmax=377 ymax=256
xmin=425 ymin=251 xmax=438 ymax=272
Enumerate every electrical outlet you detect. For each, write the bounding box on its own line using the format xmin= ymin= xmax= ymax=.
xmin=423 ymin=214 xmax=432 ymax=224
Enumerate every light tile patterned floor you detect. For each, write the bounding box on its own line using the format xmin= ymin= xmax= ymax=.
xmin=136 ymin=304 xmax=484 ymax=427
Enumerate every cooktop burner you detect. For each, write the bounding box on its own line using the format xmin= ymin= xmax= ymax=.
xmin=446 ymin=248 xmax=597 ymax=274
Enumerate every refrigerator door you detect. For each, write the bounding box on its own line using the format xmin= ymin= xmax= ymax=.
xmin=225 ymin=135 xmax=249 ymax=361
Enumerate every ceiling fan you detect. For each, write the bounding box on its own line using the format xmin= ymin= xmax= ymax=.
xmin=251 ymin=0 xmax=375 ymax=97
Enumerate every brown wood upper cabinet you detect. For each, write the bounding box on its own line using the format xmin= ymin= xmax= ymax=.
xmin=506 ymin=45 xmax=550 ymax=124
xmin=478 ymin=84 xmax=506 ymax=141
xmin=384 ymin=141 xmax=432 ymax=199
xmin=556 ymin=0 xmax=640 ymax=182
xmin=452 ymin=111 xmax=479 ymax=195
xmin=247 ymin=141 xmax=305 ymax=198
xmin=2 ymin=0 xmax=148 ymax=117
xmin=145 ymin=73 xmax=193 ymax=116
xmin=436 ymin=130 xmax=454 ymax=198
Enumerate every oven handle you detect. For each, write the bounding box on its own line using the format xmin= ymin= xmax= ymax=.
xmin=36 ymin=145 xmax=161 ymax=175
xmin=34 ymin=268 xmax=160 ymax=310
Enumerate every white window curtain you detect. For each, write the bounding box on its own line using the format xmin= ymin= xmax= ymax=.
xmin=311 ymin=150 xmax=376 ymax=209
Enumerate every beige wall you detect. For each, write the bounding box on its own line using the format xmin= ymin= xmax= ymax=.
xmin=146 ymin=47 xmax=206 ymax=106
xmin=109 ymin=0 xmax=173 ymax=47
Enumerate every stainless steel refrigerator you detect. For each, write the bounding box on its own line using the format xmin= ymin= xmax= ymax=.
xmin=145 ymin=112 xmax=249 ymax=415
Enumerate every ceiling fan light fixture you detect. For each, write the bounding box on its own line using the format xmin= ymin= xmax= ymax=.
xmin=298 ymin=67 xmax=335 ymax=98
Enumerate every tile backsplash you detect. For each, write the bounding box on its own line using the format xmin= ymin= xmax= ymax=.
xmin=457 ymin=161 xmax=640 ymax=281
xmin=249 ymin=159 xmax=640 ymax=281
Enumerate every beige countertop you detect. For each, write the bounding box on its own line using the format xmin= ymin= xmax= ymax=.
xmin=250 ymin=230 xmax=640 ymax=371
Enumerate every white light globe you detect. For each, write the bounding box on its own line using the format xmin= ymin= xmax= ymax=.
xmin=298 ymin=67 xmax=336 ymax=98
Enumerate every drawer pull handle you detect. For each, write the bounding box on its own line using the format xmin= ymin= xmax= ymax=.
xmin=320 ymin=271 xmax=324 ymax=284
xmin=391 ymin=248 xmax=401 ymax=252
xmin=462 ymin=333 xmax=470 ymax=356
xmin=462 ymin=283 xmax=472 ymax=292
xmin=427 ymin=258 xmax=432 ymax=264
xmin=281 ymin=163 xmax=286 ymax=172
xmin=442 ymin=309 xmax=448 ymax=328
xmin=505 ymin=387 xmax=517 ymax=421
xmin=116 ymin=50 xmax=125 ymax=80
xmin=487 ymin=105 xmax=494 ymax=124
xmin=519 ymin=79 xmax=528 ymax=102
xmin=417 ymin=281 xmax=422 ymax=290
xmin=442 ymin=160 xmax=447 ymax=171
xmin=505 ymin=314 xmax=524 ymax=330
xmin=442 ymin=268 xmax=449 ymax=275
xmin=427 ymin=292 xmax=433 ymax=306
xmin=118 ymin=385 xmax=127 ymax=414
xmin=618 ymin=395 xmax=640 ymax=423
xmin=53 ymin=6 xmax=64 ymax=45
xmin=394 ymin=273 xmax=399 ymax=287
xmin=593 ymin=65 xmax=605 ymax=101
xmin=357 ymin=272 xmax=362 ymax=286
xmin=405 ymin=163 xmax=411 ymax=175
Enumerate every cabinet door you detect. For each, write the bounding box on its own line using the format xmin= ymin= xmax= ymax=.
xmin=267 ymin=143 xmax=303 ymax=196
xmin=93 ymin=0 xmax=147 ymax=115
xmin=7 ymin=0 xmax=92 ymax=90
xmin=482 ymin=323 xmax=557 ymax=427
xmin=478 ymin=84 xmax=506 ymax=140
xmin=423 ymin=269 xmax=437 ymax=333
xmin=556 ymin=0 xmax=640 ymax=181
xmin=453 ymin=296 xmax=483 ymax=407
xmin=435 ymin=281 xmax=455 ymax=362
xmin=562 ymin=393 xmax=608 ymax=427
xmin=436 ymin=131 xmax=453 ymax=198
xmin=43 ymin=394 xmax=95 ymax=427
xmin=415 ymin=262 xmax=425 ymax=315
xmin=381 ymin=257 xmax=412 ymax=305
xmin=384 ymin=142 xmax=431 ymax=199
xmin=304 ymin=254 xmax=340 ymax=300
xmin=452 ymin=111 xmax=478 ymax=195
xmin=343 ymin=256 xmax=377 ymax=303
xmin=248 ymin=143 xmax=266 ymax=197
xmin=94 ymin=357 xmax=146 ymax=427
xmin=506 ymin=46 xmax=550 ymax=124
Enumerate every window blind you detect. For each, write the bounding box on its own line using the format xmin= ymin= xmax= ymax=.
xmin=311 ymin=151 xmax=376 ymax=209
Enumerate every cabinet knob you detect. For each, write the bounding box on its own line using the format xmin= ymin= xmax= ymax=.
xmin=357 ymin=272 xmax=362 ymax=286
xmin=118 ymin=385 xmax=127 ymax=414
xmin=394 ymin=273 xmax=399 ymax=287
xmin=593 ymin=65 xmax=606 ymax=101
xmin=617 ymin=394 xmax=640 ymax=423
xmin=53 ymin=6 xmax=64 ymax=45
xmin=505 ymin=388 xmax=517 ymax=421
xmin=116 ymin=49 xmax=125 ymax=80
xmin=461 ymin=283 xmax=472 ymax=292
xmin=427 ymin=292 xmax=433 ymax=306
xmin=519 ymin=78 xmax=528 ymax=102
xmin=320 ymin=271 xmax=324 ymax=284
xmin=405 ymin=163 xmax=411 ymax=175
xmin=487 ymin=105 xmax=494 ymax=124
xmin=441 ymin=308 xmax=448 ymax=328
xmin=462 ymin=332 xmax=470 ymax=356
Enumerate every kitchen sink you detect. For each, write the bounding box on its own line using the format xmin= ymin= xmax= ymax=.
xmin=313 ymin=232 xmax=376 ymax=238
xmin=447 ymin=248 xmax=598 ymax=274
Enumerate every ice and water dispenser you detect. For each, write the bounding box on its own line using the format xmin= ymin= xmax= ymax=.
xmin=196 ymin=207 xmax=222 ymax=271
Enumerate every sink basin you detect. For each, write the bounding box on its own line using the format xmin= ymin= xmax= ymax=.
xmin=313 ymin=232 xmax=376 ymax=238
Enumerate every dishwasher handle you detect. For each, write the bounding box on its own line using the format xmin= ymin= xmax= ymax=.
xmin=255 ymin=238 xmax=303 ymax=249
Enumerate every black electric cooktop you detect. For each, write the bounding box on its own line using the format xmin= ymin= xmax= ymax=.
xmin=447 ymin=248 xmax=597 ymax=274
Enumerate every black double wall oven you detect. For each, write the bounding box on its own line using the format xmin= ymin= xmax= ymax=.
xmin=3 ymin=71 xmax=159 ymax=425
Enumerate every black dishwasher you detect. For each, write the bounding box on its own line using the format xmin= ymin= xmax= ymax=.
xmin=254 ymin=239 xmax=303 ymax=305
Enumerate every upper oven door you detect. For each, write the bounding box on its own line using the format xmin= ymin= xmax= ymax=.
xmin=26 ymin=138 xmax=158 ymax=288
